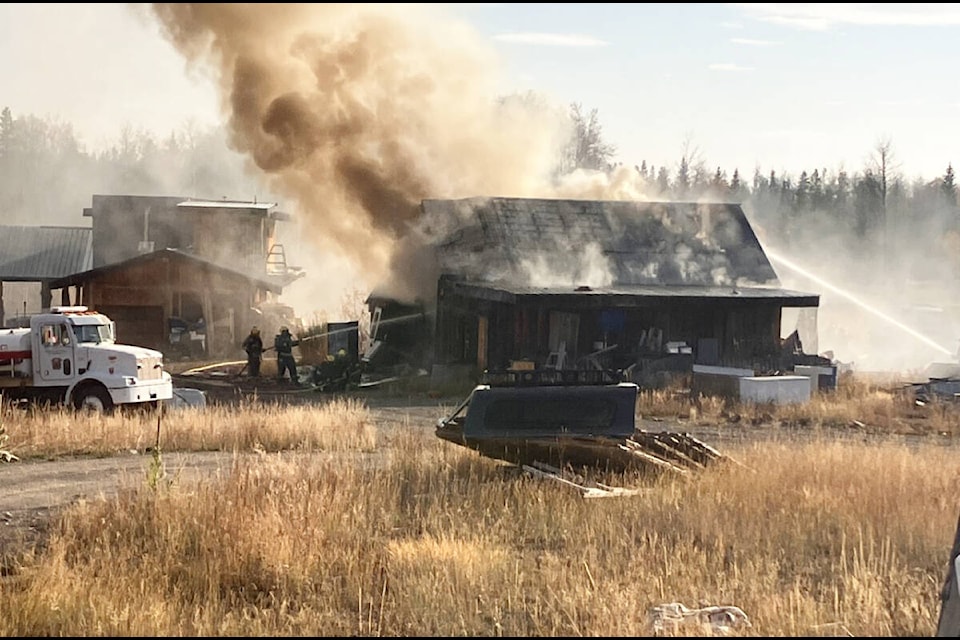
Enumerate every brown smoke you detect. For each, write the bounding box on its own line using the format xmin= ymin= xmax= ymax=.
xmin=149 ymin=3 xmax=578 ymax=303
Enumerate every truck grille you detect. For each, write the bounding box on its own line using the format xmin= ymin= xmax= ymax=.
xmin=137 ymin=356 xmax=164 ymax=381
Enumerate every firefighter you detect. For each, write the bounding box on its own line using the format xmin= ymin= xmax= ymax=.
xmin=274 ymin=326 xmax=300 ymax=384
xmin=241 ymin=326 xmax=263 ymax=377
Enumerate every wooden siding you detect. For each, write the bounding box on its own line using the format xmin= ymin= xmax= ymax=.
xmin=70 ymin=256 xmax=264 ymax=355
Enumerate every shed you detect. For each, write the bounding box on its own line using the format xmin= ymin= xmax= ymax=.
xmin=48 ymin=248 xmax=291 ymax=355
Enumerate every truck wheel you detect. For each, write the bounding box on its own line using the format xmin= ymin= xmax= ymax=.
xmin=74 ymin=385 xmax=114 ymax=413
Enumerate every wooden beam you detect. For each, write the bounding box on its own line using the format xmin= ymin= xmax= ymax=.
xmin=202 ymin=289 xmax=214 ymax=356
xmin=477 ymin=315 xmax=488 ymax=371
xmin=522 ymin=462 xmax=647 ymax=499
xmin=40 ymin=281 xmax=51 ymax=311
xmin=163 ymin=258 xmax=174 ymax=322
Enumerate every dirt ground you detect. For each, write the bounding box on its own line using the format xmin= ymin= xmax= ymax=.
xmin=0 ymin=376 xmax=455 ymax=562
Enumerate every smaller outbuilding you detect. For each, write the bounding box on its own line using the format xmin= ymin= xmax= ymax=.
xmin=48 ymin=248 xmax=290 ymax=356
xmin=0 ymin=194 xmax=306 ymax=359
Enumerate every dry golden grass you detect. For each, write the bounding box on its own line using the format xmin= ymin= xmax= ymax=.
xmin=637 ymin=372 xmax=960 ymax=437
xmin=1 ymin=397 xmax=376 ymax=459
xmin=0 ymin=423 xmax=957 ymax=636
xmin=1 ymin=377 xmax=959 ymax=635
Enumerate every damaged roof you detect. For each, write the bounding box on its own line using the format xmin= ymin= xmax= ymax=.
xmin=47 ymin=248 xmax=292 ymax=293
xmin=0 ymin=225 xmax=92 ymax=281
xmin=418 ymin=197 xmax=782 ymax=289
xmin=449 ymin=280 xmax=820 ymax=307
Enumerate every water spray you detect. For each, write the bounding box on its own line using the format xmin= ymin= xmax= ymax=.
xmin=178 ymin=311 xmax=429 ymax=376
xmin=765 ymin=248 xmax=953 ymax=357
xmin=298 ymin=311 xmax=427 ymax=344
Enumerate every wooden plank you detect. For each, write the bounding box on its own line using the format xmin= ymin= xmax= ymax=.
xmin=620 ymin=440 xmax=690 ymax=475
xmin=477 ymin=315 xmax=488 ymax=371
xmin=522 ymin=462 xmax=646 ymax=499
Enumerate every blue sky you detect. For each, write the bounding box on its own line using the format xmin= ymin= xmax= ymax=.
xmin=2 ymin=3 xmax=960 ymax=182
xmin=450 ymin=3 xmax=960 ymax=182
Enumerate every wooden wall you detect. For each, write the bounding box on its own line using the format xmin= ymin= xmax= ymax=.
xmin=68 ymin=256 xmax=267 ymax=356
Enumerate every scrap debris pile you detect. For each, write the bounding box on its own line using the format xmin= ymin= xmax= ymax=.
xmin=435 ymin=381 xmax=731 ymax=493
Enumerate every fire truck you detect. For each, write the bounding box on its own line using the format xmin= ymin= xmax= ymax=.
xmin=0 ymin=306 xmax=173 ymax=411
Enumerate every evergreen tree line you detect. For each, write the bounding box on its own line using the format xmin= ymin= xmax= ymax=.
xmin=624 ymin=153 xmax=958 ymax=254
xmin=567 ymin=105 xmax=960 ymax=279
xmin=2 ymin=103 xmax=959 ymax=277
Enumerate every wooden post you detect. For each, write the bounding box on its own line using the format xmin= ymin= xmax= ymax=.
xmin=477 ymin=315 xmax=488 ymax=371
xmin=163 ymin=258 xmax=174 ymax=326
xmin=202 ymin=290 xmax=214 ymax=356
xmin=40 ymin=281 xmax=52 ymax=311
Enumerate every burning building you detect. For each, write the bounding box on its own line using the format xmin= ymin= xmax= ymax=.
xmin=368 ymin=196 xmax=821 ymax=385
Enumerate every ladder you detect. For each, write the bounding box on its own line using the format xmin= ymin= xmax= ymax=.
xmin=265 ymin=244 xmax=287 ymax=274
xmin=367 ymin=306 xmax=383 ymax=353
xmin=545 ymin=340 xmax=566 ymax=370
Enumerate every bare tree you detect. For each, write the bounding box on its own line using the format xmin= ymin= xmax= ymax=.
xmin=866 ymin=136 xmax=900 ymax=274
xmin=676 ymin=135 xmax=707 ymax=199
xmin=868 ymin=137 xmax=900 ymax=212
xmin=561 ymin=102 xmax=617 ymax=174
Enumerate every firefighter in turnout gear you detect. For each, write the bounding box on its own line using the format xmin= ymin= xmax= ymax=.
xmin=241 ymin=326 xmax=263 ymax=377
xmin=274 ymin=326 xmax=300 ymax=384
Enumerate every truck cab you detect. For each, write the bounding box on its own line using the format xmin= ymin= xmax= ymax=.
xmin=1 ymin=306 xmax=173 ymax=411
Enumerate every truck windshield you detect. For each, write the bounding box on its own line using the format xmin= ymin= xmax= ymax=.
xmin=74 ymin=324 xmax=115 ymax=344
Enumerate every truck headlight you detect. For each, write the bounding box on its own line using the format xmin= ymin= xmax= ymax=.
xmin=124 ymin=376 xmax=137 ymax=386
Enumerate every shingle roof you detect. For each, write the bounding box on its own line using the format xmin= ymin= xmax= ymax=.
xmin=0 ymin=225 xmax=92 ymax=281
xmin=418 ymin=197 xmax=781 ymax=288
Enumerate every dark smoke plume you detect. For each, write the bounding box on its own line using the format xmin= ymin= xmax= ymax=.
xmin=149 ymin=3 xmax=585 ymax=302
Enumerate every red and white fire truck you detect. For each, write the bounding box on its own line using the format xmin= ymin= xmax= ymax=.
xmin=0 ymin=306 xmax=173 ymax=411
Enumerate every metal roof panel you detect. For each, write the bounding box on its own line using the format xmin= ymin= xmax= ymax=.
xmin=0 ymin=226 xmax=92 ymax=281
